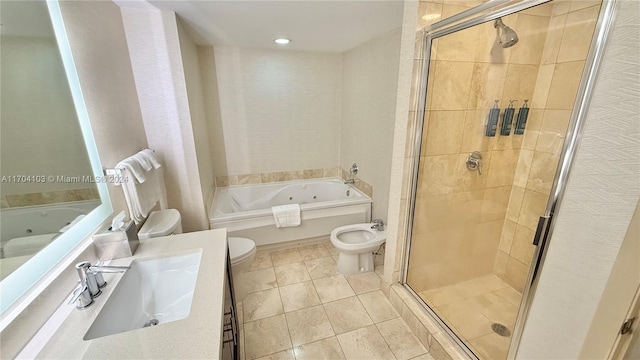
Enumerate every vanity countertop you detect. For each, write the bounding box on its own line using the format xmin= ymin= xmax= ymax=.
xmin=37 ymin=229 xmax=228 ymax=359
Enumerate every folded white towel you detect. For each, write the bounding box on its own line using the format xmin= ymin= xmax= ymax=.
xmin=271 ymin=204 xmax=301 ymax=228
xmin=141 ymin=149 xmax=162 ymax=169
xmin=132 ymin=153 xmax=152 ymax=171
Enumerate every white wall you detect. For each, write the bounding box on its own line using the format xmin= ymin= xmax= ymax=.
xmin=383 ymin=0 xmax=419 ymax=284
xmin=517 ymin=0 xmax=640 ymax=357
xmin=121 ymin=7 xmax=208 ymax=232
xmin=176 ymin=19 xmax=214 ymax=207
xmin=58 ymin=0 xmax=148 ymax=220
xmin=197 ymin=46 xmax=227 ymax=179
xmin=0 ymin=36 xmax=93 ymax=195
xmin=213 ymin=47 xmax=342 ymax=175
xmin=340 ymin=28 xmax=402 ymax=220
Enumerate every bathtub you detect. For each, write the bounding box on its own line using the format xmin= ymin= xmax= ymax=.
xmin=210 ymin=179 xmax=372 ymax=246
xmin=0 ymin=200 xmax=101 ymax=257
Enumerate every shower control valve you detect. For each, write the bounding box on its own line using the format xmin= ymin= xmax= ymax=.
xmin=466 ymin=151 xmax=483 ymax=175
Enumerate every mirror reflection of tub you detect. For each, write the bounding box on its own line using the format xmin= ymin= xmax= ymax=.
xmin=0 ymin=200 xmax=100 ymax=279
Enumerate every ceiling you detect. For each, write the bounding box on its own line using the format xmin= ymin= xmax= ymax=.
xmin=128 ymin=0 xmax=404 ymax=53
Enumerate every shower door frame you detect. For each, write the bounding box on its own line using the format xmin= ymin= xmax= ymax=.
xmin=400 ymin=0 xmax=619 ymax=358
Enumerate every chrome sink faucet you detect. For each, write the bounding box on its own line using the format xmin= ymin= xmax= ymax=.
xmin=72 ymin=261 xmax=129 ymax=307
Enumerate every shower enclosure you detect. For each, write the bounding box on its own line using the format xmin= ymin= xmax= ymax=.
xmin=403 ymin=0 xmax=610 ymax=359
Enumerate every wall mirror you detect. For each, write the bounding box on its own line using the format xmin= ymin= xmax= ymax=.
xmin=0 ymin=0 xmax=113 ymax=316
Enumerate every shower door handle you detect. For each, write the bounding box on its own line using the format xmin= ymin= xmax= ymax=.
xmin=533 ymin=215 xmax=551 ymax=246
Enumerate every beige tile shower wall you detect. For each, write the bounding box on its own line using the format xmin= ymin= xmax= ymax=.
xmin=494 ymin=0 xmax=602 ymax=292
xmin=406 ymin=3 xmax=555 ymax=293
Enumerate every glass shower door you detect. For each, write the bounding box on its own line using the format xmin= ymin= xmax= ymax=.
xmin=405 ymin=1 xmax=603 ymax=358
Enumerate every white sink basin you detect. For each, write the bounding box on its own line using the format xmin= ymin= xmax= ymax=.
xmin=84 ymin=250 xmax=203 ymax=340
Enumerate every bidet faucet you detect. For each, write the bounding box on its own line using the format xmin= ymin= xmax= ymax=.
xmin=75 ymin=261 xmax=130 ymax=299
xmin=371 ymin=219 xmax=385 ymax=231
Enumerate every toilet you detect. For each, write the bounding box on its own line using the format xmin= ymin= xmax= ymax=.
xmin=228 ymin=237 xmax=257 ymax=301
xmin=138 ymin=209 xmax=183 ymax=240
xmin=330 ymin=223 xmax=386 ymax=275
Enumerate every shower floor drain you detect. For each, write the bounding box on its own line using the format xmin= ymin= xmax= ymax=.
xmin=491 ymin=323 xmax=511 ymax=337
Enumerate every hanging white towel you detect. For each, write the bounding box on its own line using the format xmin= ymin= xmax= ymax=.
xmin=113 ymin=149 xmax=166 ymax=224
xmin=271 ymin=204 xmax=301 ymax=228
xmin=118 ymin=159 xmax=146 ymax=183
xmin=141 ymin=149 xmax=162 ymax=169
xmin=132 ymin=153 xmax=152 ymax=171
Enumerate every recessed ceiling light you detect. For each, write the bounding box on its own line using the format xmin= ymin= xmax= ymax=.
xmin=274 ymin=38 xmax=291 ymax=45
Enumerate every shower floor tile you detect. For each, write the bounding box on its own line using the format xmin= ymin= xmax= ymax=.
xmin=239 ymin=239 xmax=432 ymax=360
xmin=418 ymin=275 xmax=522 ymax=360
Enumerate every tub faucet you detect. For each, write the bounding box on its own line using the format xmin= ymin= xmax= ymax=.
xmin=344 ymin=163 xmax=358 ymax=185
xmin=371 ymin=219 xmax=385 ymax=231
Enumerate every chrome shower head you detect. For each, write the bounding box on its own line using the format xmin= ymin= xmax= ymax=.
xmin=494 ymin=18 xmax=519 ymax=48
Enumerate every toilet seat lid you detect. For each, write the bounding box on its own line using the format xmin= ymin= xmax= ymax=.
xmin=229 ymin=237 xmax=256 ymax=264
xmin=138 ymin=209 xmax=181 ymax=239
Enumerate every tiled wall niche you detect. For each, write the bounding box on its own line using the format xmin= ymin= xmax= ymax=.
xmin=404 ymin=0 xmax=602 ymax=294
xmin=214 ymin=166 xmax=374 ymax=198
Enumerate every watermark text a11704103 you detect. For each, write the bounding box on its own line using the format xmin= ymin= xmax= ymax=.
xmin=1 ymin=174 xmax=129 ymax=184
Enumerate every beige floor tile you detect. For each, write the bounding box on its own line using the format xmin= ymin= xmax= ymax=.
xmin=313 ymin=275 xmax=356 ymax=303
xmin=285 ymin=305 xmax=335 ymax=346
xmin=455 ymin=275 xmax=508 ymax=299
xmin=358 ymin=291 xmax=400 ymax=323
xmin=377 ymin=318 xmax=427 ymax=360
xmin=275 ymin=262 xmax=311 ymax=286
xmin=279 ymin=281 xmax=321 ymax=313
xmin=305 ymin=256 xmax=339 ymax=279
xmin=323 ymin=296 xmax=374 ymax=334
xmin=474 ymin=292 xmax=519 ymax=329
xmin=244 ymin=315 xmax=292 ymax=360
xmin=421 ymin=285 xmax=467 ymax=307
xmin=298 ymin=244 xmax=330 ymax=261
xmin=409 ymin=354 xmax=435 ymax=360
xmin=245 ymin=252 xmax=273 ymax=272
xmin=435 ymin=299 xmax=494 ymax=340
xmin=337 ymin=325 xmax=396 ymax=360
xmin=493 ymin=287 xmax=522 ymax=307
xmin=237 ymin=301 xmax=244 ymax=324
xmin=240 ymin=324 xmax=245 ymax=360
xmin=293 ymin=337 xmax=346 ymax=360
xmin=271 ymin=248 xmax=303 ymax=267
xmin=237 ymin=268 xmax=278 ymax=295
xmin=469 ymin=333 xmax=511 ymax=360
xmin=324 ymin=243 xmax=340 ymax=257
xmin=244 ymin=288 xmax=284 ymax=322
xmin=255 ymin=349 xmax=295 ymax=360
xmin=375 ymin=265 xmax=384 ymax=277
xmin=345 ymin=271 xmax=381 ymax=294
